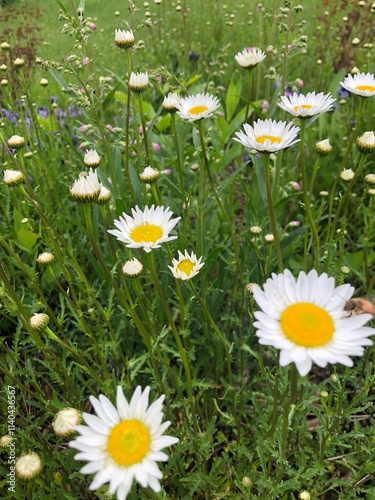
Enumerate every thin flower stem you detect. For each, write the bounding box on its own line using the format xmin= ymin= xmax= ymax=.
xmin=263 ymin=153 xmax=284 ymax=272
xmin=139 ymin=93 xmax=151 ymax=165
xmin=325 ymin=153 xmax=367 ymax=270
xmin=299 ymin=119 xmax=320 ymax=267
xmin=189 ymin=281 xmax=233 ymax=386
xmin=171 ymin=113 xmax=187 ymax=207
xmin=147 ymin=252 xmax=198 ymax=433
xmin=125 ymin=51 xmax=135 ymax=205
xmin=244 ymin=69 xmax=254 ymax=123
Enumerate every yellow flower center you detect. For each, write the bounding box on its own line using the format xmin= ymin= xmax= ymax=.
xmin=177 ymin=259 xmax=195 ymax=276
xmin=131 ymin=223 xmax=163 ymax=243
xmin=293 ymin=104 xmax=313 ymax=112
xmin=280 ymin=303 xmax=334 ymax=347
xmin=107 ymin=419 xmax=150 ymax=466
xmin=256 ymin=135 xmax=282 ymax=145
xmin=356 ymin=85 xmax=375 ymax=92
xmin=189 ymin=105 xmax=208 ymax=115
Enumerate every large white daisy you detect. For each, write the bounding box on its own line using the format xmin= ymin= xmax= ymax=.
xmin=70 ymin=386 xmax=179 ymax=500
xmin=234 ymin=119 xmax=300 ymax=153
xmin=108 ymin=205 xmax=180 ymax=252
xmin=253 ymin=269 xmax=374 ymax=376
xmin=176 ymin=93 xmax=220 ymax=121
xmin=234 ymin=47 xmax=266 ymax=69
xmin=278 ymin=91 xmax=336 ymax=118
xmin=340 ymin=72 xmax=375 ymax=97
xmin=168 ymin=250 xmax=204 ymax=281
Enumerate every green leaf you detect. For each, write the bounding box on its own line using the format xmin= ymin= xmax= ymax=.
xmin=225 ymin=77 xmax=242 ymax=122
xmin=16 ymin=228 xmax=38 ymax=252
xmin=186 ymin=74 xmax=202 ymax=86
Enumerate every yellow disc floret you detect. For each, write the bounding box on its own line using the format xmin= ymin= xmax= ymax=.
xmin=189 ymin=105 xmax=209 ymax=115
xmin=256 ymin=135 xmax=282 ymax=145
xmin=131 ymin=224 xmax=163 ymax=243
xmin=107 ymin=419 xmax=151 ymax=466
xmin=280 ymin=302 xmax=334 ymax=347
xmin=177 ymin=259 xmax=195 ymax=276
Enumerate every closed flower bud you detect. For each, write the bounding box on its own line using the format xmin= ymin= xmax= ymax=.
xmin=14 ymin=57 xmax=25 ymax=68
xmin=8 ymin=134 xmax=25 ymax=149
xmin=52 ymin=408 xmax=82 ymax=436
xmin=3 ymin=169 xmax=24 ymax=186
xmin=356 ymin=131 xmax=375 ymax=154
xmin=122 ymin=258 xmax=143 ymax=277
xmin=340 ymin=168 xmax=355 ymax=182
xmin=115 ymin=29 xmax=135 ymax=49
xmin=139 ymin=166 xmax=160 ymax=183
xmin=364 ymin=173 xmax=375 ymax=184
xmin=129 ymin=71 xmax=149 ymax=93
xmin=315 ymin=138 xmax=332 ymax=156
xmin=40 ymin=78 xmax=49 ymax=86
xmin=1 ymin=42 xmax=10 ymax=50
xmin=83 ymin=149 xmax=101 ymax=167
xmin=95 ymin=185 xmax=111 ymax=205
xmin=15 ymin=453 xmax=42 ymax=480
xmin=37 ymin=252 xmax=55 ymax=266
xmin=30 ymin=313 xmax=49 ymax=331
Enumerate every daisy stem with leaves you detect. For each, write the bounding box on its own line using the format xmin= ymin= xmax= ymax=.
xmin=263 ymin=153 xmax=284 ymax=272
xmin=147 ymin=252 xmax=198 ymax=434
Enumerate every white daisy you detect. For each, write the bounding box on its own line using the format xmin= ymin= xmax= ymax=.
xmin=168 ymin=250 xmax=204 ymax=280
xmin=278 ymin=91 xmax=336 ymax=118
xmin=162 ymin=92 xmax=181 ymax=112
xmin=129 ymin=72 xmax=149 ymax=93
xmin=108 ymin=205 xmax=180 ymax=253
xmin=253 ymin=269 xmax=375 ymax=376
xmin=115 ymin=29 xmax=135 ymax=49
xmin=69 ymin=386 xmax=179 ymax=500
xmin=176 ymin=93 xmax=220 ymax=121
xmin=234 ymin=47 xmax=266 ymax=68
xmin=84 ymin=149 xmax=101 ymax=167
xmin=3 ymin=169 xmax=24 ymax=186
xmin=234 ymin=119 xmax=300 ymax=153
xmin=70 ymin=168 xmax=102 ymax=203
xmin=340 ymin=72 xmax=375 ymax=97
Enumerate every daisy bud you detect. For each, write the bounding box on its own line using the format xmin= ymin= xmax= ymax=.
xmin=139 ymin=166 xmax=160 ymax=183
xmin=235 ymin=47 xmax=266 ymax=69
xmin=70 ymin=169 xmax=101 ymax=203
xmin=40 ymin=78 xmax=49 ymax=86
xmin=364 ymin=173 xmax=375 ymax=184
xmin=37 ymin=252 xmax=55 ymax=266
xmin=95 ymin=185 xmax=111 ymax=205
xmin=162 ymin=92 xmax=181 ymax=112
xmin=8 ymin=135 xmax=25 ymax=149
xmin=368 ymin=188 xmax=375 ymax=196
xmin=315 ymin=138 xmax=332 ymax=156
xmin=264 ymin=233 xmax=274 ymax=243
xmin=83 ymin=149 xmax=101 ymax=167
xmin=52 ymin=408 xmax=82 ymax=436
xmin=15 ymin=453 xmax=42 ymax=480
xmin=340 ymin=266 xmax=350 ymax=274
xmin=115 ymin=29 xmax=135 ymax=49
xmin=242 ymin=476 xmax=252 ymax=487
xmin=319 ymin=190 xmax=329 ymax=196
xmin=0 ymin=435 xmax=13 ymax=447
xmin=0 ymin=78 xmax=8 ymax=86
xmin=30 ymin=313 xmax=49 ymax=331
xmin=340 ymin=168 xmax=355 ymax=181
xmin=0 ymin=64 xmax=7 ymax=70
xmin=14 ymin=57 xmax=25 ymax=68
xmin=122 ymin=258 xmax=143 ymax=278
xmin=356 ymin=131 xmax=375 ymax=154
xmin=1 ymin=42 xmax=10 ymax=50
xmin=129 ymin=71 xmax=149 ymax=93
xmin=299 ymin=491 xmax=311 ymax=500
xmin=3 ymin=170 xmax=24 ymax=186
xmin=250 ymin=225 xmax=262 ymax=235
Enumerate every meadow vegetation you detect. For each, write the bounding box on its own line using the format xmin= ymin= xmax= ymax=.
xmin=0 ymin=0 xmax=375 ymax=498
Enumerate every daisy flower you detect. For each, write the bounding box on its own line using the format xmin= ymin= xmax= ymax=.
xmin=176 ymin=93 xmax=220 ymax=121
xmin=234 ymin=47 xmax=266 ymax=69
xmin=129 ymin=72 xmax=149 ymax=93
xmin=278 ymin=91 xmax=336 ymax=118
xmin=234 ymin=119 xmax=300 ymax=153
xmin=340 ymin=72 xmax=375 ymax=97
xmin=168 ymin=250 xmax=204 ymax=280
xmin=70 ymin=168 xmax=101 ymax=203
xmin=69 ymin=386 xmax=179 ymax=500
xmin=108 ymin=205 xmax=180 ymax=253
xmin=115 ymin=29 xmax=135 ymax=49
xmin=253 ymin=269 xmax=375 ymax=376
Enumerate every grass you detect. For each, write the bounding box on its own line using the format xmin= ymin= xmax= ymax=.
xmin=0 ymin=0 xmax=375 ymax=499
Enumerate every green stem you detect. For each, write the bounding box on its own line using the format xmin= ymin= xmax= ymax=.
xmin=263 ymin=153 xmax=283 ymax=272
xmin=299 ymin=119 xmax=320 ymax=268
xmin=139 ymin=93 xmax=151 ymax=165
